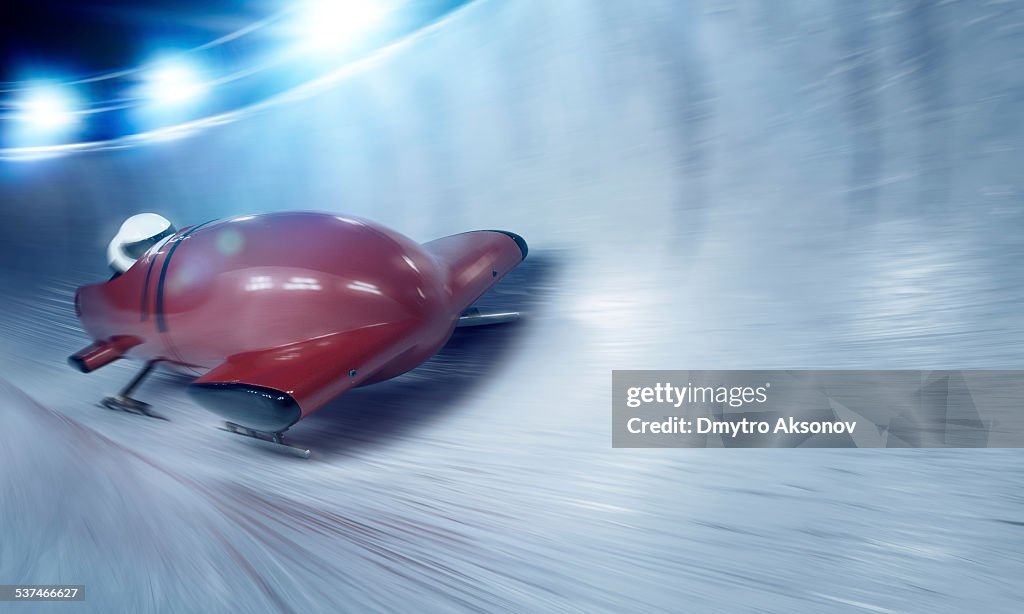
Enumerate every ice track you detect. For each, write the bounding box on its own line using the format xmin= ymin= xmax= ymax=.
xmin=1 ymin=1 xmax=1024 ymax=612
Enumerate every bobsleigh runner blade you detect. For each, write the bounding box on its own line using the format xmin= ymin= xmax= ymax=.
xmin=100 ymin=395 xmax=168 ymax=421
xmin=219 ymin=422 xmax=312 ymax=459
xmin=456 ymin=308 xmax=521 ymax=327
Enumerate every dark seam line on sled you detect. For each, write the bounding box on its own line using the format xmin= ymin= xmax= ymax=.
xmin=155 ymin=220 xmax=216 ymax=332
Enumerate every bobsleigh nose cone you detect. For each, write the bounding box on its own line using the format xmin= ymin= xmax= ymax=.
xmin=493 ymin=230 xmax=528 ymax=261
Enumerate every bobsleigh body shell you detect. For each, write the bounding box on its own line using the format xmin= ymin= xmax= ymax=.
xmin=72 ymin=211 xmax=527 ymax=430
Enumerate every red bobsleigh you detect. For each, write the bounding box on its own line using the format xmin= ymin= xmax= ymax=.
xmin=69 ymin=211 xmax=527 ymax=456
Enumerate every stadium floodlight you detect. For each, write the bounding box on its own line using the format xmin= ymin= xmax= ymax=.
xmin=294 ymin=0 xmax=388 ymax=52
xmin=142 ymin=60 xmax=208 ymax=105
xmin=14 ymin=85 xmax=80 ymax=132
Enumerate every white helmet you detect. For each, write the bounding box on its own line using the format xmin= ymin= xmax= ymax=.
xmin=107 ymin=213 xmax=176 ymax=273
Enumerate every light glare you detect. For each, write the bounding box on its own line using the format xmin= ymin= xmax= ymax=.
xmin=143 ymin=62 xmax=208 ymax=105
xmin=15 ymin=86 xmax=79 ymax=131
xmin=296 ymin=1 xmax=388 ymax=52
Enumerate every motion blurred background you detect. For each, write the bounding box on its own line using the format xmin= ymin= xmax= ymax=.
xmin=1 ymin=1 xmax=1023 ymax=612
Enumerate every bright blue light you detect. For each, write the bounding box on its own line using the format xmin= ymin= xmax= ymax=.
xmin=141 ymin=61 xmax=208 ymax=105
xmin=293 ymin=1 xmax=389 ymax=53
xmin=6 ymin=84 xmax=84 ymax=148
xmin=13 ymin=85 xmax=80 ymax=132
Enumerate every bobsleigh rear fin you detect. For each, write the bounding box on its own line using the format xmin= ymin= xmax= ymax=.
xmin=424 ymin=230 xmax=527 ymax=314
xmin=187 ymin=321 xmax=418 ymax=432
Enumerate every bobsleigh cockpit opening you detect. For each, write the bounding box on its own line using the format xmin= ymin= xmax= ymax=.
xmin=107 ymin=213 xmax=176 ymax=274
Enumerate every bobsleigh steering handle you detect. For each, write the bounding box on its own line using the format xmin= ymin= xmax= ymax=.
xmin=68 ymin=336 xmax=141 ymax=373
